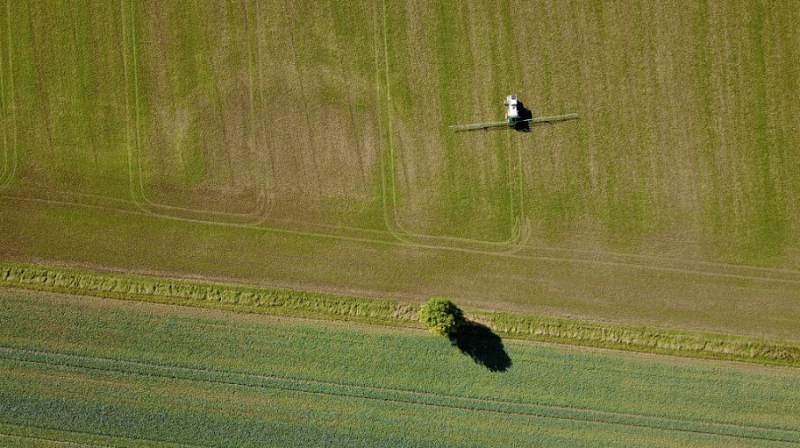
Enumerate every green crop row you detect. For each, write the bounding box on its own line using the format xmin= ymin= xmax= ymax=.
xmin=1 ymin=346 xmax=797 ymax=444
xmin=1 ymin=260 xmax=798 ymax=367
xmin=3 ymin=289 xmax=799 ymax=447
xmin=0 ymin=359 xmax=731 ymax=448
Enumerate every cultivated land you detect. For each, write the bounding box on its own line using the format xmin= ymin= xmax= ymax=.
xmin=3 ymin=2 xmax=798 ymax=445
xmin=1 ymin=0 xmax=800 ymax=340
xmin=2 ymin=289 xmax=800 ymax=447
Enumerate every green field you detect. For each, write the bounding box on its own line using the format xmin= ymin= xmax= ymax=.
xmin=1 ymin=0 xmax=799 ymax=341
xmin=2 ymin=289 xmax=799 ymax=447
xmin=3 ymin=1 xmax=799 ymax=446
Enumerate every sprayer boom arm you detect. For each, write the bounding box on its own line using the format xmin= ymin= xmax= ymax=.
xmin=448 ymin=120 xmax=509 ymax=132
xmin=521 ymin=113 xmax=579 ymax=124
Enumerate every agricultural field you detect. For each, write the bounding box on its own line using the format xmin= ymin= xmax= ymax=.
xmin=2 ymin=1 xmax=799 ymax=446
xmin=1 ymin=0 xmax=799 ymax=357
xmin=2 ymin=289 xmax=799 ymax=447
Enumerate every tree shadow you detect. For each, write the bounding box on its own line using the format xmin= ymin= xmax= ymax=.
xmin=448 ymin=321 xmax=512 ymax=372
xmin=513 ymin=101 xmax=534 ymax=132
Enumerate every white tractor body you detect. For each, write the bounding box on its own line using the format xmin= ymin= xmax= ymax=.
xmin=504 ymin=94 xmax=519 ymax=124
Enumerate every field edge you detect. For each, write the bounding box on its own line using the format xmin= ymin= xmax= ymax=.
xmin=1 ymin=259 xmax=798 ymax=368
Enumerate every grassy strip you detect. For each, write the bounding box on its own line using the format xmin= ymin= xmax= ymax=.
xmin=1 ymin=260 xmax=798 ymax=367
xmin=0 ymin=261 xmax=419 ymax=326
xmin=470 ymin=312 xmax=800 ymax=367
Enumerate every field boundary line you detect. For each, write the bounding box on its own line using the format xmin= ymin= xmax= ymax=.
xmin=4 ymin=193 xmax=800 ymax=287
xmin=11 ymin=188 xmax=139 ymax=209
xmin=520 ymin=241 xmax=800 ymax=275
xmin=0 ymin=194 xmax=403 ymax=246
xmin=377 ymin=0 xmax=526 ymax=253
xmin=3 ymin=346 xmax=799 ymax=444
xmin=2 ymin=261 xmax=800 ymax=367
xmin=513 ymin=243 xmax=800 ymax=281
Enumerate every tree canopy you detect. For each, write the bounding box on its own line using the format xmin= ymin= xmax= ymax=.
xmin=419 ymin=297 xmax=464 ymax=336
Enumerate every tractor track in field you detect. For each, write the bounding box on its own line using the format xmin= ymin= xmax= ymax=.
xmin=0 ymin=432 xmax=117 ymax=447
xmin=377 ymin=0 xmax=526 ymax=254
xmin=0 ymin=0 xmax=17 ymax=192
xmin=0 ymin=1 xmax=9 ymax=188
xmin=0 ymin=422 xmax=209 ymax=448
xmin=120 ymin=0 xmax=270 ymax=226
xmin=4 ymin=193 xmax=800 ymax=289
xmin=2 ymin=345 xmax=799 ymax=444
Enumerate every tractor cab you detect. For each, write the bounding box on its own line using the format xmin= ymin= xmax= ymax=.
xmin=504 ymin=94 xmax=520 ymax=125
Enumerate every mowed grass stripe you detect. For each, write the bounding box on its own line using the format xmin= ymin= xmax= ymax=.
xmin=2 ymin=345 xmax=798 ymax=444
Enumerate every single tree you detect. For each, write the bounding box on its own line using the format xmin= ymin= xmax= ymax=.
xmin=419 ymin=297 xmax=464 ymax=336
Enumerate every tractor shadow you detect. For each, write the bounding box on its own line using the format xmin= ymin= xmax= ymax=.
xmin=513 ymin=101 xmax=534 ymax=132
xmin=449 ymin=321 xmax=512 ymax=372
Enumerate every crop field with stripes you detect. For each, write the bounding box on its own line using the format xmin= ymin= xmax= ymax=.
xmin=1 ymin=0 xmax=800 ymax=342
xmin=2 ymin=289 xmax=799 ymax=447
